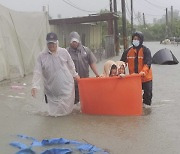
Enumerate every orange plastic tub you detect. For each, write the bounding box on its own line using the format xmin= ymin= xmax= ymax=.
xmin=78 ymin=74 xmax=142 ymax=116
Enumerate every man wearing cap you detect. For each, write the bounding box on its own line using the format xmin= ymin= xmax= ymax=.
xmin=31 ymin=32 xmax=80 ymax=116
xmin=67 ymin=31 xmax=99 ymax=104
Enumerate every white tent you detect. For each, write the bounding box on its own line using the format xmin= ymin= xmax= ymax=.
xmin=0 ymin=4 xmax=50 ymax=81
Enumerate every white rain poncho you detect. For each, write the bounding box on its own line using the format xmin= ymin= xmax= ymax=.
xmin=32 ymin=43 xmax=78 ymax=116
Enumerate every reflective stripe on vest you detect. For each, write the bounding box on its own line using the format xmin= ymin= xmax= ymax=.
xmin=127 ymin=47 xmax=152 ymax=82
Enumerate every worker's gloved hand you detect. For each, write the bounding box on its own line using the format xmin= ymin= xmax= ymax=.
xmin=139 ymin=71 xmax=145 ymax=76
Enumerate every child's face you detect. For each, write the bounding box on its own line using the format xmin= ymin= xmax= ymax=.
xmin=118 ymin=65 xmax=125 ymax=74
xmin=110 ymin=69 xmax=117 ymax=77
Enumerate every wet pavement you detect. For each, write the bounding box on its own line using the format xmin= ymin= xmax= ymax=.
xmin=0 ymin=42 xmax=180 ymax=154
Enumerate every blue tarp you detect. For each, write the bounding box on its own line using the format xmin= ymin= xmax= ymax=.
xmin=10 ymin=135 xmax=109 ymax=154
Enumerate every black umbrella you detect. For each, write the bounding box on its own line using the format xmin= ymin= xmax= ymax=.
xmin=152 ymin=48 xmax=179 ymax=65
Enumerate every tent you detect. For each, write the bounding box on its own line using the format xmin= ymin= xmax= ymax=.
xmin=152 ymin=48 xmax=179 ymax=65
xmin=0 ymin=4 xmax=50 ymax=81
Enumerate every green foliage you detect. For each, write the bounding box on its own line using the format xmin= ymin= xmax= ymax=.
xmin=173 ymin=19 xmax=180 ymax=37
xmin=99 ymin=8 xmax=180 ymax=42
xmin=135 ymin=24 xmax=167 ymax=41
xmin=99 ymin=9 xmax=110 ymax=14
xmin=134 ymin=20 xmax=180 ymax=41
xmin=134 ymin=9 xmax=180 ymax=41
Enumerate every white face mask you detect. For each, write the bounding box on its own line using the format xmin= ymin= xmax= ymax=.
xmin=132 ymin=40 xmax=140 ymax=47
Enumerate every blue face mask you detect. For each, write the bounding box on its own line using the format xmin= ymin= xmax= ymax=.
xmin=132 ymin=40 xmax=140 ymax=47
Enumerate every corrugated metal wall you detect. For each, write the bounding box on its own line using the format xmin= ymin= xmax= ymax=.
xmin=50 ymin=23 xmax=102 ymax=49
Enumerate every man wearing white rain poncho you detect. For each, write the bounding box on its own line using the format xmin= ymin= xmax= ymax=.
xmin=31 ymin=32 xmax=80 ymax=116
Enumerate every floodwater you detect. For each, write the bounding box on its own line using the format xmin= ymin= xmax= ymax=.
xmin=0 ymin=42 xmax=180 ymax=154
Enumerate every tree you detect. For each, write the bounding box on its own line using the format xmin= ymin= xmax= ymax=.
xmin=134 ymin=8 xmax=180 ymax=41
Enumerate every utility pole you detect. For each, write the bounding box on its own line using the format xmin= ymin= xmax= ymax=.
xmin=171 ymin=6 xmax=173 ymax=36
xmin=131 ymin=0 xmax=133 ymax=34
xmin=42 ymin=6 xmax=46 ymax=12
xmin=42 ymin=6 xmax=49 ymax=32
xmin=108 ymin=0 xmax=113 ymax=35
xmin=143 ymin=13 xmax=146 ymax=28
xmin=110 ymin=0 xmax=113 ymax=12
xmin=113 ymin=0 xmax=120 ymax=55
xmin=165 ymin=8 xmax=169 ymax=38
xmin=121 ymin=0 xmax=128 ymax=50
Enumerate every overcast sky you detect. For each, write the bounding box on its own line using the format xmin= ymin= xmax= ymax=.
xmin=0 ymin=0 xmax=180 ymax=23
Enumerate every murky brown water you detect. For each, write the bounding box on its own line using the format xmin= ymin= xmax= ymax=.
xmin=0 ymin=42 xmax=180 ymax=154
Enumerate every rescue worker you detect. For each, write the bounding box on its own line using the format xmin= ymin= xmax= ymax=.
xmin=120 ymin=31 xmax=153 ymax=107
xmin=67 ymin=31 xmax=99 ymax=104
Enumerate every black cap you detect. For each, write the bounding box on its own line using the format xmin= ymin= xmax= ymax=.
xmin=46 ymin=32 xmax=58 ymax=43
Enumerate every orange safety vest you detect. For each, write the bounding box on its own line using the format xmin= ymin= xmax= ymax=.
xmin=127 ymin=47 xmax=152 ymax=82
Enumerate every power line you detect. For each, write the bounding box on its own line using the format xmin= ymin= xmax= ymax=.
xmin=125 ymin=0 xmax=131 ymax=19
xmin=129 ymin=2 xmax=142 ymax=24
xmin=101 ymin=4 xmax=110 ymax=10
xmin=125 ymin=0 xmax=138 ymax=20
xmin=143 ymin=0 xmax=165 ymax=10
xmin=62 ymin=0 xmax=96 ymax=13
xmin=131 ymin=0 xmax=167 ymax=24
xmin=139 ymin=0 xmax=163 ymax=12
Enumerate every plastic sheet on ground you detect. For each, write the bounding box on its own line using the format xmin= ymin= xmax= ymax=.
xmin=10 ymin=135 xmax=109 ymax=154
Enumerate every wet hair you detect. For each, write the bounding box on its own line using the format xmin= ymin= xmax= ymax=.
xmin=118 ymin=65 xmax=125 ymax=74
xmin=111 ymin=64 xmax=117 ymax=70
xmin=110 ymin=64 xmax=117 ymax=76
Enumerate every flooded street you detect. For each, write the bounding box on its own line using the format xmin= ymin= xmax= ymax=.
xmin=0 ymin=42 xmax=180 ymax=154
